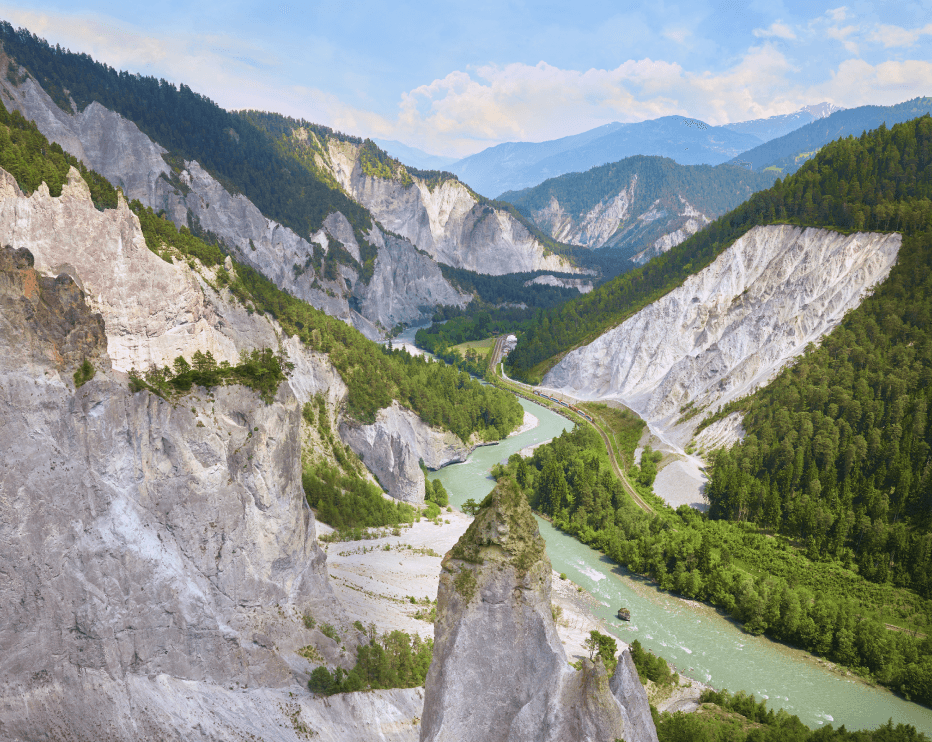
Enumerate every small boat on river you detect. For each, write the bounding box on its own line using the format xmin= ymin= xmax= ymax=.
xmin=617 ymin=606 xmax=631 ymax=621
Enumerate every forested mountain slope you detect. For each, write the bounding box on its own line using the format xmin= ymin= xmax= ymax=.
xmin=242 ymin=111 xmax=580 ymax=276
xmin=508 ymin=116 xmax=932 ymax=383
xmin=499 ymin=156 xmax=776 ymax=262
xmin=730 ymin=97 xmax=932 ymax=174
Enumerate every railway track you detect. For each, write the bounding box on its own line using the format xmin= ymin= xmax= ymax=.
xmin=487 ymin=336 xmax=654 ymax=514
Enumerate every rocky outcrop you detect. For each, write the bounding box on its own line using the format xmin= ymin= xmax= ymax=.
xmin=543 ymin=225 xmax=901 ymax=446
xmin=339 ymin=401 xmax=471 ymax=504
xmin=326 ymin=140 xmax=577 ymax=276
xmin=359 ymin=229 xmax=471 ymax=331
xmin=532 ymin=185 xmax=635 ymax=248
xmin=524 ymin=274 xmax=594 ymax=293
xmin=0 ymin=240 xmax=347 ymax=736
xmin=420 ymin=478 xmax=657 ymax=742
xmin=630 ymin=198 xmax=711 ymax=265
xmin=0 ymin=73 xmax=468 ymax=338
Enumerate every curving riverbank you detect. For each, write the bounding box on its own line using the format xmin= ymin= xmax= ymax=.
xmin=427 ymin=395 xmax=932 ymax=734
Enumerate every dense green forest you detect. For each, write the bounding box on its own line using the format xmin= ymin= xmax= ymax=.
xmin=507 ymin=115 xmax=932 ymax=382
xmin=0 ymin=23 xmax=376 ymax=241
xmin=494 ymin=424 xmax=932 ymax=706
xmin=686 ymin=114 xmax=932 ymax=607
xmin=500 ymin=156 xmax=776 ymax=227
xmin=657 ymin=689 xmax=928 ymax=741
xmin=733 ymin=97 xmax=932 ymax=173
xmin=0 ymin=98 xmax=116 ymax=208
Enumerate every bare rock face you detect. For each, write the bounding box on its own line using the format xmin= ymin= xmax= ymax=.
xmin=326 ymin=140 xmax=577 ymax=276
xmin=544 ymin=225 xmax=901 ymax=447
xmin=339 ymin=401 xmax=471 ymax=504
xmin=0 ymin=242 xmax=344 ymax=738
xmin=357 ymin=229 xmax=471 ymax=331
xmin=420 ymin=478 xmax=657 ymax=742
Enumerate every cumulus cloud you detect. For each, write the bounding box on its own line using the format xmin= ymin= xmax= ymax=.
xmin=869 ymin=23 xmax=932 ymax=48
xmin=808 ymin=58 xmax=932 ymax=105
xmin=378 ymin=45 xmax=810 ymax=155
xmin=825 ymin=24 xmax=860 ymax=54
xmin=752 ymin=21 xmax=796 ymax=40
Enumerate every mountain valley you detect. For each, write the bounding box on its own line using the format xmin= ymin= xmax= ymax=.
xmin=1 ymin=17 xmax=931 ymax=742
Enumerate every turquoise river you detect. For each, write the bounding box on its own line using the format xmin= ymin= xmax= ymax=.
xmin=427 ymin=395 xmax=932 ymax=733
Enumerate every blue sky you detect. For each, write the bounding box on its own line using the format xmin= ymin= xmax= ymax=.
xmin=1 ymin=1 xmax=930 ymax=156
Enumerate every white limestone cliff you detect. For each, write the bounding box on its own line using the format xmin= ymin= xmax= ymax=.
xmin=339 ymin=402 xmax=472 ymax=504
xmin=543 ymin=225 xmax=901 ymax=447
xmin=325 ymin=140 xmax=577 ymax=275
xmin=532 ymin=182 xmax=636 ymax=248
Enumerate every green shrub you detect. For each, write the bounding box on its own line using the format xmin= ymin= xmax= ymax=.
xmin=73 ymin=359 xmax=95 ymax=388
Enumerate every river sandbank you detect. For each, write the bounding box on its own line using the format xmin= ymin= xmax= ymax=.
xmin=509 ymin=410 xmax=539 ymax=437
xmin=319 ymin=510 xmax=624 ymax=664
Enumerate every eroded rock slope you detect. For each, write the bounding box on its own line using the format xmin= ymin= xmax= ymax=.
xmin=543 ymin=225 xmax=901 ymax=446
xmin=420 ymin=478 xmax=657 ymax=742
xmin=324 ymin=139 xmax=577 ymax=276
xmin=0 ymin=162 xmax=461 ymax=739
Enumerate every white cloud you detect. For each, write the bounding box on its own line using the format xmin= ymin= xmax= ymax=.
xmin=809 ymin=58 xmax=932 ymax=105
xmin=825 ymin=24 xmax=859 ymax=55
xmin=752 ymin=21 xmax=796 ymax=40
xmin=869 ymin=23 xmax=932 ymax=48
xmin=826 ymin=7 xmax=848 ymax=22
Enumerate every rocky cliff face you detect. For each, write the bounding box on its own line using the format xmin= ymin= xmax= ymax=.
xmin=325 ymin=140 xmax=577 ymax=276
xmin=543 ymin=225 xmax=901 ymax=447
xmin=420 ymin=478 xmax=657 ymax=742
xmin=0 ymin=72 xmax=469 ymax=338
xmin=0 ymin=237 xmax=342 ymax=730
xmin=0 ymin=155 xmax=460 ymax=738
xmin=629 ymin=197 xmax=711 ymax=265
xmin=339 ymin=402 xmax=471 ymax=504
xmin=529 ymin=184 xmax=711 ymax=263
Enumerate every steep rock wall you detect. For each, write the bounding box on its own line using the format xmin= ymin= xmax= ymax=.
xmin=0 ymin=160 xmax=458 ymax=516
xmin=544 ymin=225 xmax=901 ymax=445
xmin=0 ymin=242 xmax=345 ymax=735
xmin=420 ymin=479 xmax=657 ymax=742
xmin=339 ymin=401 xmax=471 ymax=504
xmin=630 ymin=198 xmax=711 ymax=264
xmin=532 ymin=185 xmax=634 ymax=248
xmin=0 ymin=679 xmax=423 ymax=742
xmin=326 ymin=140 xmax=577 ymax=276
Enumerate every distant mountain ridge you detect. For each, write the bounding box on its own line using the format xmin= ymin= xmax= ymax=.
xmin=728 ymin=97 xmax=932 ymax=174
xmin=372 ymin=138 xmax=459 ymax=170
xmin=449 ymin=117 xmax=763 ymax=197
xmin=447 ymin=105 xmax=838 ymax=198
xmin=721 ymin=102 xmax=843 ymax=142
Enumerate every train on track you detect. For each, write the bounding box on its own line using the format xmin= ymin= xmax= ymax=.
xmin=530 ymin=390 xmax=592 ymax=422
